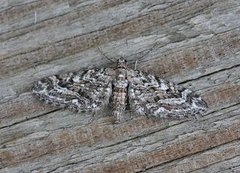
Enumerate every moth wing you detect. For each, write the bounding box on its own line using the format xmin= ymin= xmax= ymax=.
xmin=32 ymin=68 xmax=114 ymax=112
xmin=128 ymin=70 xmax=207 ymax=119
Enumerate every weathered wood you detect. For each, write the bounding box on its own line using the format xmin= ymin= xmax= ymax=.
xmin=0 ymin=0 xmax=240 ymax=172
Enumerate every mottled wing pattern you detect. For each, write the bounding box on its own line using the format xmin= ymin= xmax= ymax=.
xmin=33 ymin=58 xmax=208 ymax=123
xmin=32 ymin=68 xmax=113 ymax=112
xmin=128 ymin=70 xmax=207 ymax=119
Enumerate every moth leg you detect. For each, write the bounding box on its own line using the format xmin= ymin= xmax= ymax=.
xmin=134 ymin=59 xmax=138 ymax=70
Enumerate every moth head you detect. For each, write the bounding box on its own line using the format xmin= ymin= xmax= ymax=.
xmin=117 ymin=57 xmax=127 ymax=68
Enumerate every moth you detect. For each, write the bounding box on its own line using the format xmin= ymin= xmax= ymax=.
xmin=32 ymin=58 xmax=207 ymax=123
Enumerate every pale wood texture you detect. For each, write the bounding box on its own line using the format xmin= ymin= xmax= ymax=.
xmin=0 ymin=0 xmax=240 ymax=172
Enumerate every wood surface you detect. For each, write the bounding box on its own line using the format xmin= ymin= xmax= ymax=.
xmin=0 ymin=0 xmax=240 ymax=172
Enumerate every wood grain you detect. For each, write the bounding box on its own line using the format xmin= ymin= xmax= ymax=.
xmin=0 ymin=0 xmax=240 ymax=172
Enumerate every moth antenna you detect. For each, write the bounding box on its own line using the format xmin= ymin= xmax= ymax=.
xmin=138 ymin=42 xmax=159 ymax=61
xmin=124 ymin=42 xmax=159 ymax=69
xmin=97 ymin=47 xmax=116 ymax=63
